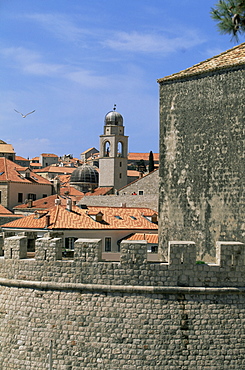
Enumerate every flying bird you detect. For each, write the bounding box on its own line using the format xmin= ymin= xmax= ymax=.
xmin=14 ymin=109 xmax=36 ymax=118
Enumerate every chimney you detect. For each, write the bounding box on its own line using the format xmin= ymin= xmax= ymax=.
xmin=28 ymin=199 xmax=33 ymax=208
xmin=66 ymin=198 xmax=72 ymax=211
xmin=55 ymin=198 xmax=61 ymax=206
xmin=45 ymin=214 xmax=50 ymax=227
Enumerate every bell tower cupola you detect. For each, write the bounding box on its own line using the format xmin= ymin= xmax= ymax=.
xmin=99 ymin=105 xmax=128 ymax=191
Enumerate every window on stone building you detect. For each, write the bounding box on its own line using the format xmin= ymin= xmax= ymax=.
xmin=104 ymin=141 xmax=111 ymax=157
xmin=139 ymin=190 xmax=144 ymax=195
xmin=117 ymin=142 xmax=123 ymax=157
xmin=42 ymin=194 xmax=47 ymax=198
xmin=105 ymin=237 xmax=111 ymax=252
xmin=151 ymin=245 xmax=158 ymax=253
xmin=27 ymin=193 xmax=36 ymax=201
xmin=65 ymin=237 xmax=77 ymax=250
xmin=18 ymin=193 xmax=23 ymax=203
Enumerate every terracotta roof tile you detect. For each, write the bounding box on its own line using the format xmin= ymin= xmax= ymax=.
xmin=15 ymin=156 xmax=28 ymax=161
xmin=0 ymin=158 xmax=51 ymax=184
xmin=36 ymin=166 xmax=76 ymax=174
xmin=128 ymin=152 xmax=159 ymax=161
xmin=0 ymin=204 xmax=13 ymax=215
xmin=41 ymin=153 xmax=58 ymax=158
xmin=60 ymin=186 xmax=84 ymax=197
xmin=85 ymin=187 xmax=113 ymax=196
xmin=126 ymin=233 xmax=158 ymax=244
xmin=13 ymin=193 xmax=83 ymax=210
xmin=158 ymin=43 xmax=245 ymax=83
xmin=3 ymin=205 xmax=158 ymax=231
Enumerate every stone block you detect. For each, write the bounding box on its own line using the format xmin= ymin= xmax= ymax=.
xmin=74 ymin=239 xmax=102 ymax=262
xmin=4 ymin=235 xmax=27 ymax=259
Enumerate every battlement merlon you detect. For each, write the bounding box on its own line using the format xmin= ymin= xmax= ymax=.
xmin=2 ymin=235 xmax=245 ymax=269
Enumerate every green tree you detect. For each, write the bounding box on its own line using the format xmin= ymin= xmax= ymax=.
xmin=211 ymin=1 xmax=245 ymax=40
xmin=136 ymin=159 xmax=146 ymax=173
xmin=148 ymin=151 xmax=155 ymax=173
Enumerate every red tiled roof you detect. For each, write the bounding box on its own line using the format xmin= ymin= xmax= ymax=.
xmin=3 ymin=205 xmax=158 ymax=231
xmin=85 ymin=187 xmax=113 ymax=196
xmin=35 ymin=166 xmax=76 ymax=174
xmin=15 ymin=156 xmax=29 ymax=161
xmin=30 ymin=162 xmax=42 ymax=167
xmin=0 ymin=158 xmax=51 ymax=184
xmin=81 ymin=147 xmax=98 ymax=154
xmin=128 ymin=152 xmax=159 ymax=161
xmin=58 ymin=174 xmax=71 ymax=185
xmin=13 ymin=194 xmax=60 ymax=210
xmin=41 ymin=153 xmax=58 ymax=158
xmin=60 ymin=186 xmax=84 ymax=199
xmin=127 ymin=170 xmax=142 ymax=177
xmin=13 ymin=192 xmax=83 ymax=210
xmin=126 ymin=233 xmax=158 ymax=244
xmin=0 ymin=204 xmax=13 ymax=215
xmin=158 ymin=43 xmax=245 ymax=83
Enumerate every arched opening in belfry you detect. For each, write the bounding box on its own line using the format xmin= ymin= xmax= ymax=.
xmin=104 ymin=141 xmax=111 ymax=157
xmin=117 ymin=141 xmax=123 ymax=157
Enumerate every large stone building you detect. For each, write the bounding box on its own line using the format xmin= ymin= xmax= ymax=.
xmin=158 ymin=43 xmax=245 ymax=260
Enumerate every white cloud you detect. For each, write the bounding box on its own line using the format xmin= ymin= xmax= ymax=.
xmin=103 ymin=29 xmax=204 ymax=54
xmin=0 ymin=46 xmax=68 ymax=76
xmin=24 ymin=13 xmax=91 ymax=44
xmin=66 ymin=69 xmax=110 ymax=88
xmin=0 ymin=46 xmax=122 ymax=88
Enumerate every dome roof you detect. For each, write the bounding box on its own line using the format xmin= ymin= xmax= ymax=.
xmin=104 ymin=110 xmax=123 ymax=126
xmin=70 ymin=164 xmax=98 ymax=184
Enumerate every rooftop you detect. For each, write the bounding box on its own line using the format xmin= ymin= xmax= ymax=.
xmin=158 ymin=43 xmax=245 ymax=83
xmin=3 ymin=205 xmax=158 ymax=231
xmin=126 ymin=233 xmax=158 ymax=244
xmin=128 ymin=152 xmax=159 ymax=161
xmin=0 ymin=158 xmax=51 ymax=185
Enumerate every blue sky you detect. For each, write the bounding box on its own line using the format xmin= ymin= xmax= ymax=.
xmin=0 ymin=0 xmax=237 ymax=159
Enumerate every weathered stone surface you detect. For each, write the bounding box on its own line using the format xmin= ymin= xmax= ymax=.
xmin=0 ymin=237 xmax=243 ymax=368
xmin=158 ymin=67 xmax=244 ymax=260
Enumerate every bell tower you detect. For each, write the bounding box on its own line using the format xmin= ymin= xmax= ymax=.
xmin=99 ymin=105 xmax=128 ymax=191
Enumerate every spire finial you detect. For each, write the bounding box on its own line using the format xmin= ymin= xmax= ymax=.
xmin=113 ymin=104 xmax=116 ymax=111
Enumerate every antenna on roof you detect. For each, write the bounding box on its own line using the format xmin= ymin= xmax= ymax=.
xmin=113 ymin=104 xmax=116 ymax=111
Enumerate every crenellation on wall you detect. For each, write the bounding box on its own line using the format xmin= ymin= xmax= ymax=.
xmin=216 ymin=241 xmax=245 ymax=268
xmin=120 ymin=240 xmax=148 ymax=265
xmin=0 ymin=235 xmax=244 ymax=288
xmin=74 ymin=238 xmax=102 ymax=262
xmin=35 ymin=236 xmax=62 ymax=261
xmin=168 ymin=241 xmax=196 ymax=266
xmin=4 ymin=235 xmax=27 ymax=259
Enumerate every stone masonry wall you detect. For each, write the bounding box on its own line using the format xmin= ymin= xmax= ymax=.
xmin=0 ymin=286 xmax=244 ymax=370
xmin=0 ymin=236 xmax=244 ymax=369
xmin=158 ymin=67 xmax=245 ymax=260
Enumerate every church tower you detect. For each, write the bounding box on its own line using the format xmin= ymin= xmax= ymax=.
xmin=99 ymin=106 xmax=128 ymax=191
